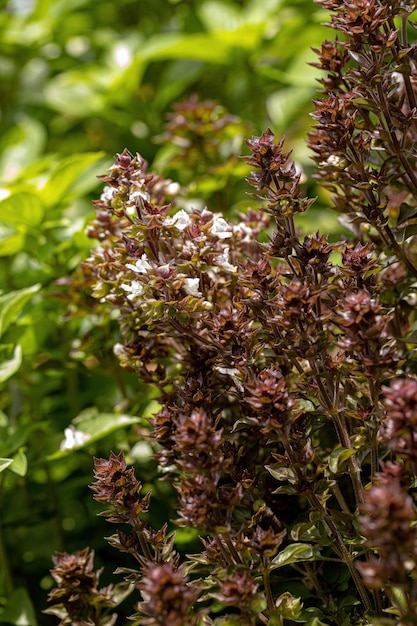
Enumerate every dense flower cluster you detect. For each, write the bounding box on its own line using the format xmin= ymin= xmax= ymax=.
xmin=45 ymin=548 xmax=116 ymax=626
xmin=135 ymin=560 xmax=203 ymax=626
xmin=90 ymin=450 xmax=151 ymax=525
xmin=358 ymin=464 xmax=417 ymax=589
xmin=49 ymin=3 xmax=417 ymax=624
xmin=380 ymin=377 xmax=417 ymax=470
xmin=309 ymin=0 xmax=417 ymax=281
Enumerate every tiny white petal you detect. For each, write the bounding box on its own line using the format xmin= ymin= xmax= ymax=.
xmin=100 ymin=186 xmax=116 ymax=203
xmin=121 ymin=280 xmax=144 ymax=300
xmin=130 ymin=188 xmax=150 ymax=202
xmin=113 ymin=343 xmax=125 ymax=357
xmin=126 ymin=253 xmax=152 ymax=274
xmin=213 ymin=247 xmax=238 ymax=273
xmin=60 ymin=426 xmax=90 ymax=450
xmin=166 ymin=182 xmax=181 ymax=195
xmin=210 ymin=215 xmax=233 ymax=239
xmin=173 ymin=209 xmax=192 ymax=230
xmin=163 ymin=209 xmax=191 ymax=231
xmin=326 ymin=155 xmax=341 ymax=167
xmin=234 ymin=223 xmax=254 ymax=243
xmin=183 ymin=277 xmax=202 ymax=297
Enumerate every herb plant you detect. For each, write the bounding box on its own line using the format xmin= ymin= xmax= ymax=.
xmin=46 ymin=1 xmax=417 ymax=624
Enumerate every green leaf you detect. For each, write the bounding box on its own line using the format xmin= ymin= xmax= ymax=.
xmin=397 ymin=201 xmax=417 ymax=226
xmin=44 ymin=71 xmax=105 ymax=117
xmin=303 ymin=618 xmax=330 ymax=626
xmin=0 ymin=457 xmax=13 ymax=473
xmin=198 ymin=1 xmax=242 ymax=32
xmin=0 ymin=226 xmax=26 ymax=256
xmin=271 ymin=592 xmax=303 ymax=620
xmin=0 ymin=190 xmax=44 ymax=227
xmin=271 ymin=543 xmax=317 ymax=569
xmin=0 ymin=284 xmax=41 ymax=338
xmin=0 ymin=587 xmax=38 ymax=625
xmin=328 ymin=447 xmax=356 ymax=474
xmin=46 ymin=408 xmax=143 ymax=460
xmin=9 ymin=449 xmax=27 ymax=476
xmin=403 ymin=329 xmax=417 ymax=344
xmin=42 ymin=152 xmax=105 ymax=207
xmin=403 ymin=224 xmax=417 ymax=241
xmin=291 ymin=521 xmax=321 ymax=542
xmin=0 ymin=344 xmax=22 ymax=382
xmin=0 ymin=422 xmax=39 ymax=458
xmin=0 ymin=115 xmax=47 ymax=181
xmin=266 ymin=463 xmax=298 ymax=483
xmin=140 ymin=31 xmax=249 ymax=65
xmin=266 ymin=610 xmax=284 ymax=626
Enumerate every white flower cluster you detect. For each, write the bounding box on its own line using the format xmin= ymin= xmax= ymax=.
xmin=117 ymin=207 xmax=255 ymax=308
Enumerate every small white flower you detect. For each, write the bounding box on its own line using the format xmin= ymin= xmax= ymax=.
xmin=233 ymin=223 xmax=254 ymax=243
xmin=213 ymin=247 xmax=238 ymax=273
xmin=126 ymin=253 xmax=152 ymax=274
xmin=113 ymin=343 xmax=125 ymax=357
xmin=173 ymin=209 xmax=192 ymax=230
xmin=183 ymin=277 xmax=202 ymax=297
xmin=163 ymin=209 xmax=191 ymax=231
xmin=100 ymin=186 xmax=116 ymax=203
xmin=327 ymin=155 xmax=342 ymax=167
xmin=60 ymin=426 xmax=90 ymax=451
xmin=320 ymin=154 xmax=343 ymax=168
xmin=121 ymin=280 xmax=144 ymax=300
xmin=210 ymin=215 xmax=233 ymax=239
xmin=130 ymin=188 xmax=150 ymax=203
xmin=166 ymin=182 xmax=181 ymax=196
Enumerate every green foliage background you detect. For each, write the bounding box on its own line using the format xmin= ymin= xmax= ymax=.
xmin=0 ymin=0 xmax=331 ymax=623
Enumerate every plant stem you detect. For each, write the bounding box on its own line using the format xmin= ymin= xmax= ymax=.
xmin=281 ymin=434 xmax=372 ymax=612
xmin=0 ymin=474 xmax=14 ymax=595
xmin=310 ymin=493 xmax=372 ymax=612
xmin=262 ymin=557 xmax=275 ymax=611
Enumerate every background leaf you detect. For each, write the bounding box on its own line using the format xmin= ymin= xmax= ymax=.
xmin=0 ymin=284 xmax=40 ymax=338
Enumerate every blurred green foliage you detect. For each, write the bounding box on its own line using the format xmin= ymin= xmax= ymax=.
xmin=0 ymin=0 xmax=331 ymax=623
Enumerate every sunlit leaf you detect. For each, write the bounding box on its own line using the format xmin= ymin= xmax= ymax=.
xmin=0 ymin=115 xmax=47 ymax=181
xmin=0 ymin=190 xmax=44 ymax=226
xmin=0 ymin=284 xmax=41 ymax=338
xmin=198 ymin=1 xmax=242 ymax=31
xmin=9 ymin=449 xmax=28 ymax=476
xmin=42 ymin=152 xmax=105 ymax=207
xmin=266 ymin=463 xmax=298 ymax=483
xmin=0 ymin=344 xmax=22 ymax=382
xmin=46 ymin=408 xmax=144 ymax=460
xmin=328 ymin=447 xmax=356 ymax=474
xmin=44 ymin=71 xmax=105 ymax=116
xmin=0 ymin=225 xmax=26 ymax=256
xmin=0 ymin=457 xmax=13 ymax=473
xmin=0 ymin=587 xmax=38 ymax=625
xmin=140 ymin=32 xmax=250 ymax=65
xmin=271 ymin=543 xmax=317 ymax=569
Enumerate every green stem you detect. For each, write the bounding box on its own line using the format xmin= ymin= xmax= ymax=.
xmin=262 ymin=557 xmax=275 ymax=611
xmin=224 ymin=533 xmax=245 ymax=565
xmin=280 ymin=434 xmax=372 ymax=612
xmin=310 ymin=493 xmax=372 ymax=612
xmin=332 ymin=413 xmax=364 ymax=506
xmin=0 ymin=475 xmax=14 ymax=595
xmin=313 ymin=368 xmax=364 ymax=506
xmin=135 ymin=526 xmax=153 ymax=562
xmin=332 ymin=482 xmax=352 ymax=516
